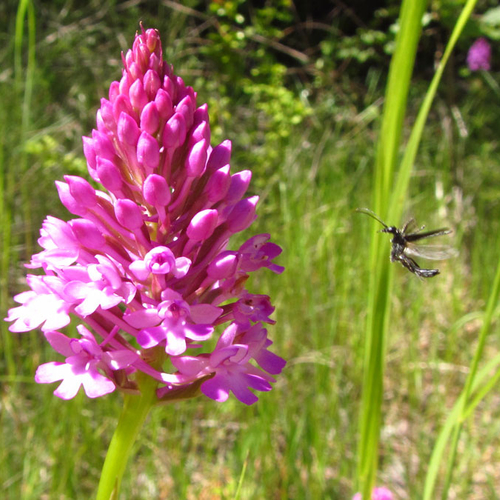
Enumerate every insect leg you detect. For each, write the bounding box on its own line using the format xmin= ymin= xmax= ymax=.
xmin=396 ymin=254 xmax=440 ymax=279
xmin=415 ymin=267 xmax=440 ymax=278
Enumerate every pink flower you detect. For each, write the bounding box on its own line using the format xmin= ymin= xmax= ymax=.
xmin=125 ymin=289 xmax=221 ymax=356
xmin=353 ymin=486 xmax=394 ymax=500
xmin=165 ymin=323 xmax=285 ymax=405
xmin=35 ymin=326 xmax=138 ymax=399
xmin=467 ymin=37 xmax=491 ymax=71
xmin=5 ymin=25 xmax=284 ymax=404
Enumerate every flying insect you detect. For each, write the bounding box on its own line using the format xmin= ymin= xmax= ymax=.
xmin=356 ymin=208 xmax=458 ymax=278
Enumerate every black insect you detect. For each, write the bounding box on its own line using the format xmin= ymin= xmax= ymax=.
xmin=356 ymin=208 xmax=458 ymax=278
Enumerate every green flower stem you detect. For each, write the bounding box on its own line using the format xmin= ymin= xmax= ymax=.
xmin=96 ymin=374 xmax=158 ymax=500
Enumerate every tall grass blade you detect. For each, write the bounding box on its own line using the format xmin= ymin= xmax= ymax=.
xmin=389 ymin=0 xmax=480 ymax=220
xmin=15 ymin=0 xmax=37 ymax=257
xmin=439 ymin=230 xmax=500 ymax=499
xmin=357 ymin=0 xmax=428 ymax=497
xmin=358 ymin=0 xmax=479 ymax=496
xmin=423 ymin=353 xmax=500 ymax=499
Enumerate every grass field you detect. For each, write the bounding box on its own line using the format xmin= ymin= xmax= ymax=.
xmin=2 ymin=1 xmax=500 ymax=499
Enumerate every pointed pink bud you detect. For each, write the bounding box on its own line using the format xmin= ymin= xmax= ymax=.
xmin=178 ymin=82 xmax=193 ymax=103
xmin=205 ymin=165 xmax=231 ymax=202
xmin=143 ymin=174 xmax=171 ymax=206
xmin=113 ymin=94 xmax=134 ymax=123
xmin=135 ymin=45 xmax=150 ymax=71
xmin=82 ymin=136 xmax=96 ymax=170
xmin=140 ymin=102 xmax=160 ymax=134
xmin=129 ymin=79 xmax=148 ymax=110
xmin=96 ymin=111 xmax=106 ymax=133
xmin=191 ymin=121 xmax=210 ymax=144
xmin=70 ymin=219 xmax=106 ymax=249
xmin=155 ymin=89 xmax=173 ymax=120
xmin=125 ymin=49 xmax=134 ymax=67
xmin=64 ymin=175 xmax=97 ymax=207
xmin=92 ymin=130 xmax=115 ymax=161
xmin=119 ymin=73 xmax=131 ymax=96
xmin=207 ymin=140 xmax=232 ymax=171
xmin=149 ymin=52 xmax=161 ymax=73
xmin=225 ymin=170 xmax=252 ymax=204
xmin=194 ymin=104 xmax=209 ymax=125
xmin=185 ymin=139 xmax=207 ymax=177
xmin=56 ymin=181 xmax=87 ymax=216
xmin=109 ymin=81 xmax=120 ymax=101
xmin=163 ymin=112 xmax=186 ymax=149
xmin=175 ymin=95 xmax=195 ymax=129
xmin=99 ymin=99 xmax=116 ymax=131
xmin=146 ymin=28 xmax=160 ymax=53
xmin=207 ymin=251 xmax=239 ymax=279
xmin=187 ymin=209 xmax=219 ymax=241
xmin=117 ymin=112 xmax=140 ymax=146
xmin=96 ymin=158 xmax=123 ymax=191
xmin=143 ymin=69 xmax=161 ymax=100
xmin=114 ymin=199 xmax=143 ymax=230
xmin=226 ymin=196 xmax=259 ymax=233
xmin=128 ymin=62 xmax=142 ymax=83
xmin=137 ymin=132 xmax=160 ymax=171
xmin=163 ymin=75 xmax=176 ymax=101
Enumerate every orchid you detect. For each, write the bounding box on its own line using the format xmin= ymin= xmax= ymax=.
xmin=467 ymin=37 xmax=491 ymax=72
xmin=5 ymin=25 xmax=285 ymax=408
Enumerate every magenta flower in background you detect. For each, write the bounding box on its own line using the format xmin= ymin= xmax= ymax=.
xmin=5 ymin=26 xmax=285 ymax=406
xmin=467 ymin=37 xmax=491 ymax=71
xmin=353 ymin=486 xmax=394 ymax=500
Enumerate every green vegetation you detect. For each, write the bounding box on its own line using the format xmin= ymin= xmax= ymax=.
xmin=2 ymin=1 xmax=500 ymax=498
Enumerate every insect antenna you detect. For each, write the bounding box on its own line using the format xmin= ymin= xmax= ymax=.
xmin=355 ymin=208 xmax=389 ymax=229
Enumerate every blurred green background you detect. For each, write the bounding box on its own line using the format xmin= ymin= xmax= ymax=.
xmin=2 ymin=0 xmax=500 ymax=498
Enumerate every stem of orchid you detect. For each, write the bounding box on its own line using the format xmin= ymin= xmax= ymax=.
xmin=96 ymin=373 xmax=158 ymax=500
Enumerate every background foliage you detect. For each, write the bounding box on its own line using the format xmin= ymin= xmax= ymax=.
xmin=2 ymin=0 xmax=500 ymax=498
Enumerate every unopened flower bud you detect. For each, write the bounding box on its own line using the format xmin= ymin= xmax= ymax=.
xmin=185 ymin=139 xmax=207 ymax=177
xmin=70 ymin=219 xmax=106 ymax=249
xmin=140 ymin=102 xmax=160 ymax=134
xmin=129 ymin=79 xmax=148 ymax=110
xmin=65 ymin=175 xmax=97 ymax=207
xmin=117 ymin=112 xmax=141 ymax=146
xmin=143 ymin=174 xmax=171 ymax=206
xmin=225 ymin=170 xmax=252 ymax=204
xmin=207 ymin=140 xmax=232 ymax=172
xmin=226 ymin=196 xmax=258 ymax=233
xmin=115 ymin=199 xmax=143 ymax=230
xmin=187 ymin=209 xmax=219 ymax=241
xmin=137 ymin=132 xmax=160 ymax=171
xmin=96 ymin=158 xmax=123 ymax=191
xmin=207 ymin=251 xmax=239 ymax=279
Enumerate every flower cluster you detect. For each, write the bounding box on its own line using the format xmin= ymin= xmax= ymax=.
xmin=467 ymin=37 xmax=491 ymax=72
xmin=6 ymin=26 xmax=285 ymax=406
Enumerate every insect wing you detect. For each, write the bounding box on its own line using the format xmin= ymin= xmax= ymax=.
xmin=404 ymin=243 xmax=458 ymax=261
xmin=402 ymin=218 xmax=418 ymax=235
xmin=405 ymin=228 xmax=451 ymax=242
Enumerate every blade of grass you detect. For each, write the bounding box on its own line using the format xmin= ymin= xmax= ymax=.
xmin=358 ymin=0 xmax=478 ymax=497
xmin=357 ymin=0 xmax=428 ymax=497
xmin=15 ymin=0 xmax=36 ymax=257
xmin=439 ymin=230 xmax=500 ymax=499
xmin=2 ymin=0 xmax=36 ymax=377
xmin=423 ymin=351 xmax=500 ymax=499
xmin=388 ymin=0 xmax=479 ymax=221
